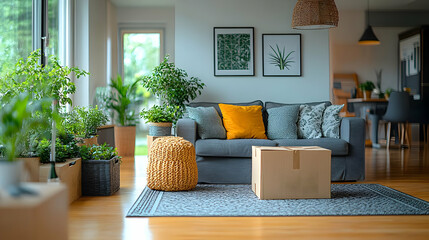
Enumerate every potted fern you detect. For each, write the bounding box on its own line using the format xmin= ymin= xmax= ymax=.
xmin=359 ymin=81 xmax=376 ymax=99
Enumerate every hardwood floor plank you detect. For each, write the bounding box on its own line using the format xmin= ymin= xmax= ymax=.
xmin=69 ymin=145 xmax=429 ymax=240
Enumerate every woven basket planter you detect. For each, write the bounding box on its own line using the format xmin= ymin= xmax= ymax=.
xmin=147 ymin=137 xmax=198 ymax=191
xmin=81 ymin=157 xmax=120 ymax=196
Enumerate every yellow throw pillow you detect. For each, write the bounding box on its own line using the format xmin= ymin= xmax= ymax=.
xmin=218 ymin=104 xmax=267 ymax=140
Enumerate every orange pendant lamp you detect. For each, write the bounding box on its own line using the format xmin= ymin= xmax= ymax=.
xmin=292 ymin=0 xmax=339 ymax=30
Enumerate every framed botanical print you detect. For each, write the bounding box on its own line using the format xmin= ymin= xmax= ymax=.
xmin=262 ymin=34 xmax=301 ymax=77
xmin=214 ymin=27 xmax=255 ymax=76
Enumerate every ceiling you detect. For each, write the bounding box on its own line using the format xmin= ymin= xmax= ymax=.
xmin=110 ymin=0 xmax=429 ymax=10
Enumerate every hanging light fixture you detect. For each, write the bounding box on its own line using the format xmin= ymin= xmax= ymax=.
xmin=358 ymin=0 xmax=380 ymax=45
xmin=292 ymin=0 xmax=339 ymax=30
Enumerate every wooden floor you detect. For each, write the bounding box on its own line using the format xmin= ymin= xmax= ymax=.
xmin=69 ymin=143 xmax=429 ymax=240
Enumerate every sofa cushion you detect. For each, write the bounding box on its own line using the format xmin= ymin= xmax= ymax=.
xmin=219 ymin=104 xmax=267 ymax=140
xmin=186 ymin=106 xmax=226 ymax=139
xmin=322 ymin=104 xmax=344 ymax=138
xmin=187 ymin=100 xmax=263 ymax=118
xmin=267 ymin=105 xmax=300 ymax=139
xmin=265 ymin=101 xmax=331 ymax=110
xmin=273 ymin=138 xmax=349 ymax=156
xmin=195 ymin=139 xmax=277 ymax=158
xmin=298 ymin=103 xmax=326 ymax=139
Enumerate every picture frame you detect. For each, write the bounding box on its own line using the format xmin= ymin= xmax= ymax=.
xmin=214 ymin=27 xmax=255 ymax=76
xmin=262 ymin=34 xmax=301 ymax=77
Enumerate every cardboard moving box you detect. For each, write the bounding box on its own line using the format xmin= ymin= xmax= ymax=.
xmin=252 ymin=146 xmax=331 ymax=200
xmin=39 ymin=158 xmax=82 ymax=204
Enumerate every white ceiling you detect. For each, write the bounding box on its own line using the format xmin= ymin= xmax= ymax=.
xmin=110 ymin=0 xmax=429 ymax=10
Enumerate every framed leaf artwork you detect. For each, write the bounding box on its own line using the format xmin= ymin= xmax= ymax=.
xmin=214 ymin=27 xmax=255 ymax=76
xmin=262 ymin=34 xmax=301 ymax=77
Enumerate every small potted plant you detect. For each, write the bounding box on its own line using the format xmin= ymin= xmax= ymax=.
xmin=0 ymin=94 xmax=50 ymax=191
xmin=140 ymin=104 xmax=179 ymax=136
xmin=106 ymin=76 xmax=142 ymax=157
xmin=384 ymin=88 xmax=393 ymax=100
xmin=64 ymin=106 xmax=108 ymax=146
xmin=359 ymin=81 xmax=376 ymax=99
xmin=79 ymin=143 xmax=121 ymax=196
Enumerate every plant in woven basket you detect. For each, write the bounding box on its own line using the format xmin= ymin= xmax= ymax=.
xmin=79 ymin=143 xmax=120 ymax=161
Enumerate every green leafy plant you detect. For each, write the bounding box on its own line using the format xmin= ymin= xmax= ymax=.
xmin=79 ymin=143 xmax=120 ymax=161
xmin=140 ymin=55 xmax=205 ymax=118
xmin=269 ymin=44 xmax=295 ymax=70
xmin=140 ymin=104 xmax=179 ymax=123
xmin=108 ymin=76 xmax=141 ymax=126
xmin=0 ymin=49 xmax=89 ymax=105
xmin=384 ymin=88 xmax=393 ymax=97
xmin=36 ymin=133 xmax=80 ymax=163
xmin=64 ymin=106 xmax=108 ymax=139
xmin=359 ymin=81 xmax=376 ymax=91
xmin=0 ymin=94 xmax=51 ymax=161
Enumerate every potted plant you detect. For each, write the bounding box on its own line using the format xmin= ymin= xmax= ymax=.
xmin=0 ymin=94 xmax=50 ymax=191
xmin=140 ymin=104 xmax=179 ymax=136
xmin=107 ymin=75 xmax=141 ymax=157
xmin=384 ymin=88 xmax=393 ymax=100
xmin=64 ymin=106 xmax=108 ymax=146
xmin=140 ymin=55 xmax=205 ymax=121
xmin=79 ymin=143 xmax=121 ymax=196
xmin=359 ymin=81 xmax=376 ymax=99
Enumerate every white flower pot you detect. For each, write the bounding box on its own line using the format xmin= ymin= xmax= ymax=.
xmin=0 ymin=160 xmax=23 ymax=190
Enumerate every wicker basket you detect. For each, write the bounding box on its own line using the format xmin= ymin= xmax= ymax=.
xmin=147 ymin=137 xmax=198 ymax=191
xmin=81 ymin=157 xmax=120 ymax=196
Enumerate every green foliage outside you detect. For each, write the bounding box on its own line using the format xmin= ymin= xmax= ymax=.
xmin=135 ymin=145 xmax=148 ymax=156
xmin=64 ymin=106 xmax=108 ymax=139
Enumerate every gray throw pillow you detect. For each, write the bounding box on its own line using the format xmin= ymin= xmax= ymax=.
xmin=186 ymin=106 xmax=226 ymax=139
xmin=322 ymin=104 xmax=344 ymax=138
xmin=267 ymin=105 xmax=300 ymax=139
xmin=297 ymin=103 xmax=326 ymax=139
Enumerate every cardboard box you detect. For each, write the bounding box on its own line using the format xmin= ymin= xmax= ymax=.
xmin=39 ymin=158 xmax=82 ymax=204
xmin=0 ymin=183 xmax=68 ymax=240
xmin=252 ymin=146 xmax=331 ymax=200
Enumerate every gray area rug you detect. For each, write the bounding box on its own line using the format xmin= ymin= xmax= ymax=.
xmin=127 ymin=184 xmax=429 ymax=217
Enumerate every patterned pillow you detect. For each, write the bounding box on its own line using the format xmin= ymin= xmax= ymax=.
xmin=267 ymin=105 xmax=300 ymax=139
xmin=186 ymin=107 xmax=227 ymax=139
xmin=297 ymin=103 xmax=326 ymax=139
xmin=322 ymin=104 xmax=344 ymax=138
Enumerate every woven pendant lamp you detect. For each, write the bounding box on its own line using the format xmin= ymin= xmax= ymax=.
xmin=292 ymin=0 xmax=339 ymax=30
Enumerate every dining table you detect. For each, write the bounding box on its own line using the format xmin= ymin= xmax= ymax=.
xmin=347 ymin=98 xmax=389 ymax=148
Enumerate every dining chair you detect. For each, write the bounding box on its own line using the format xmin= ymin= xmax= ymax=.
xmin=409 ymin=99 xmax=429 ymax=144
xmin=383 ymin=91 xmax=410 ymax=148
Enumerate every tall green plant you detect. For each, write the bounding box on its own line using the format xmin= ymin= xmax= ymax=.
xmin=0 ymin=49 xmax=89 ymax=105
xmin=108 ymin=76 xmax=141 ymax=126
xmin=140 ymin=55 xmax=205 ymax=118
xmin=269 ymin=44 xmax=294 ymax=70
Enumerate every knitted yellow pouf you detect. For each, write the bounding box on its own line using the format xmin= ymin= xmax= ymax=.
xmin=147 ymin=136 xmax=198 ymax=191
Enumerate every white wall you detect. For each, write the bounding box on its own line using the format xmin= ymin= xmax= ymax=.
xmin=330 ymin=10 xmax=409 ymax=92
xmin=116 ymin=7 xmax=175 ymax=61
xmin=175 ymin=0 xmax=330 ymax=103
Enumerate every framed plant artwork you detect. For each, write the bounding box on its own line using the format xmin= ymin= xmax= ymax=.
xmin=262 ymin=34 xmax=301 ymax=77
xmin=214 ymin=27 xmax=255 ymax=76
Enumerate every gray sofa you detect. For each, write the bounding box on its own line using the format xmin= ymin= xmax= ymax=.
xmin=177 ymin=100 xmax=365 ymax=183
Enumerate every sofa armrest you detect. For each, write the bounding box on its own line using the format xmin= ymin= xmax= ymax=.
xmin=340 ymin=117 xmax=366 ymax=180
xmin=176 ymin=118 xmax=197 ymax=146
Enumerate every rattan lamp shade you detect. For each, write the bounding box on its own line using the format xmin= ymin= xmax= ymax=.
xmin=292 ymin=0 xmax=339 ymax=30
